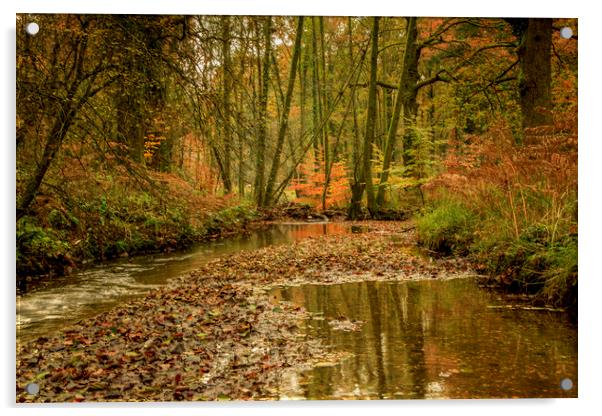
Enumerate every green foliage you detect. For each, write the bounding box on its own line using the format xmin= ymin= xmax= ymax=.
xmin=418 ymin=190 xmax=577 ymax=309
xmin=47 ymin=209 xmax=78 ymax=230
xmin=16 ymin=173 xmax=260 ymax=278
xmin=475 ymin=219 xmax=577 ymax=308
xmin=540 ymin=236 xmax=577 ymax=308
xmin=372 ymin=126 xmax=444 ymax=211
xmin=17 ymin=218 xmax=71 ymax=276
xmin=202 ymin=205 xmax=258 ymax=236
xmin=416 ymin=200 xmax=476 ymax=255
xmin=404 ymin=125 xmax=444 ymax=182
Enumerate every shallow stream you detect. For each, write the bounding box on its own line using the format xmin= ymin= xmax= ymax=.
xmin=16 ymin=222 xmax=577 ymax=399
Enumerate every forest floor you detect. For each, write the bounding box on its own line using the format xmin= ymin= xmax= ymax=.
xmin=16 ymin=220 xmax=474 ymax=402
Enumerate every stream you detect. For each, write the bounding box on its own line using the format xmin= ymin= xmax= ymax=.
xmin=272 ymin=278 xmax=577 ymax=399
xmin=16 ymin=222 xmax=348 ymax=343
xmin=16 ymin=222 xmax=577 ymax=399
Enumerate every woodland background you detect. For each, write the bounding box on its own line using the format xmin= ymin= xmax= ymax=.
xmin=16 ymin=15 xmax=577 ymax=309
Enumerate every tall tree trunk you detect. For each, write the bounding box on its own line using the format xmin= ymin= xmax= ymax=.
xmin=237 ymin=86 xmax=245 ymax=196
xmin=263 ymin=17 xmax=304 ymax=206
xmin=518 ymin=18 xmax=553 ymax=132
xmin=376 ymin=17 xmax=417 ymax=207
xmin=361 ymin=17 xmax=380 ymax=217
xmin=310 ymin=17 xmax=322 ymax=165
xmin=221 ymin=15 xmax=233 ymax=193
xmin=347 ymin=17 xmax=364 ymax=220
xmin=400 ymin=19 xmax=420 ymax=171
xmin=253 ymin=17 xmax=271 ymax=206
xmin=318 ymin=17 xmax=330 ymax=211
xmin=299 ymin=24 xmax=309 ymax=145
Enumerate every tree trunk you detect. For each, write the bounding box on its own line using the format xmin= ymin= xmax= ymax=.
xmin=263 ymin=17 xmax=304 ymax=206
xmin=361 ymin=17 xmax=380 ymax=217
xmin=17 ymin=22 xmax=95 ymax=220
xmin=221 ymin=15 xmax=233 ymax=193
xmin=17 ymin=102 xmax=77 ymax=220
xmin=347 ymin=17 xmax=363 ymax=220
xmin=400 ymin=19 xmax=420 ymax=171
xmin=319 ymin=17 xmax=330 ymax=211
xmin=517 ymin=18 xmax=553 ymax=132
xmin=376 ymin=17 xmax=417 ymax=207
xmin=253 ymin=17 xmax=271 ymax=206
xmin=310 ymin=17 xmax=321 ymax=165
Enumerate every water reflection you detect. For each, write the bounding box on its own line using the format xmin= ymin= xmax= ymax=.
xmin=17 ymin=222 xmax=348 ymax=342
xmin=273 ymin=279 xmax=577 ymax=399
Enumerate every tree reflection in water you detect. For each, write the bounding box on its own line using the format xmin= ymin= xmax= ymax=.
xmin=274 ymin=278 xmax=577 ymax=399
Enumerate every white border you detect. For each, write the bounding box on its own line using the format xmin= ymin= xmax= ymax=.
xmin=3 ymin=1 xmax=599 ymax=416
xmin=13 ymin=0 xmax=580 ymax=17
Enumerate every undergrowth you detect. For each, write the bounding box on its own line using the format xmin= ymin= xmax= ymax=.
xmin=416 ymin=112 xmax=578 ymax=311
xmin=16 ymin=167 xmax=258 ymax=279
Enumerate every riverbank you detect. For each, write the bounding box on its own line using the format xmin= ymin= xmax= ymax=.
xmin=415 ymin=200 xmax=577 ymax=318
xmin=16 ymin=168 xmax=265 ymax=285
xmin=17 ymin=220 xmax=475 ymax=402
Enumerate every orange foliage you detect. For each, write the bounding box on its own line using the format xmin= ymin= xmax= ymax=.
xmin=178 ymin=133 xmax=219 ymax=194
xmin=425 ymin=110 xmax=577 ymax=236
xmin=144 ymin=132 xmax=167 ymax=160
xmin=289 ymin=151 xmax=350 ymax=211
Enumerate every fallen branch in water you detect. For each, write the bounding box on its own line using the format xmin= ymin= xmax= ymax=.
xmin=486 ymin=305 xmax=565 ymax=313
